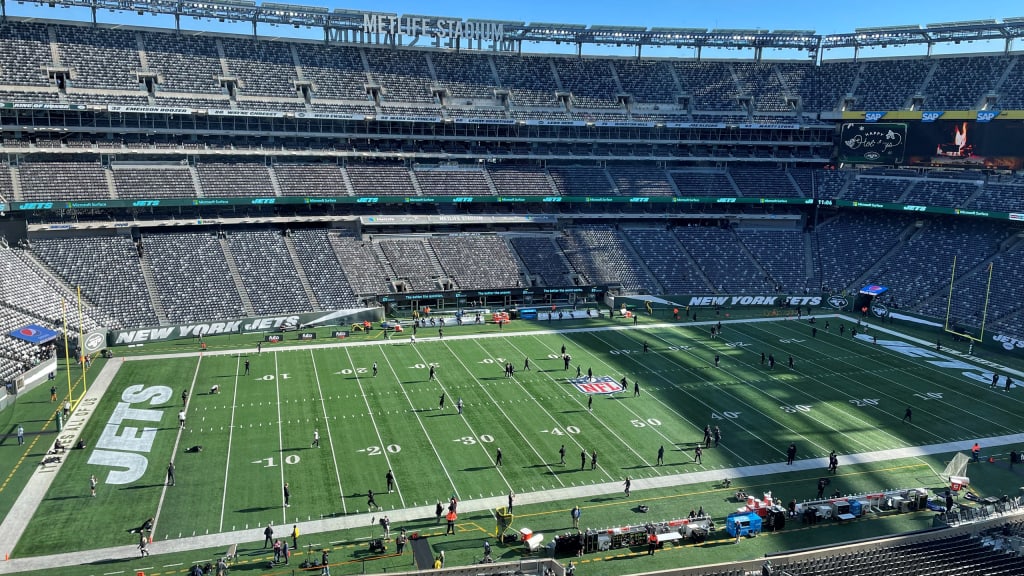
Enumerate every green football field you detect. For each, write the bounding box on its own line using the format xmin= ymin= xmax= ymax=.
xmin=5 ymin=313 xmax=1024 ymax=575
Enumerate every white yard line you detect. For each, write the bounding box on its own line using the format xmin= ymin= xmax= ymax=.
xmin=408 ymin=342 xmax=514 ymax=492
xmin=341 ymin=347 xmax=406 ymax=508
xmin=758 ymin=320 xmax=1016 ymax=439
xmin=740 ymin=321 xmax=974 ymax=445
xmin=218 ymin=355 xmax=241 ymax=531
xmin=309 ymin=349 xmax=347 ymax=512
xmin=378 ymin=347 xmax=460 ymax=499
xmin=631 ymin=328 xmax=832 ymax=458
xmin=153 ymin=355 xmax=202 ymax=537
xmin=274 ymin=351 xmax=287 ymax=523
xmin=471 ymin=336 xmax=614 ymax=479
xmin=443 ymin=340 xmax=566 ymax=488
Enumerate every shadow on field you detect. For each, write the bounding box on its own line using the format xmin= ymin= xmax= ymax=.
xmin=120 ymin=483 xmax=166 ymax=490
xmin=461 ymin=466 xmax=494 ymax=472
xmin=84 ymin=557 xmax=126 ymax=566
xmin=237 ymin=506 xmax=277 ymax=513
xmin=46 ymin=494 xmax=91 ymax=501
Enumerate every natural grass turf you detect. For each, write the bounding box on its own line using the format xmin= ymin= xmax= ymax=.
xmin=3 ymin=314 xmax=1024 ymax=573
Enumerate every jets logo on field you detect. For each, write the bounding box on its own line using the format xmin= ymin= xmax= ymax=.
xmin=871 ymin=303 xmax=889 ymax=318
xmin=827 ymin=296 xmax=848 ymax=310
xmin=569 ymin=376 xmax=625 ymax=395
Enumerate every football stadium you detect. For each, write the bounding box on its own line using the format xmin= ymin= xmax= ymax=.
xmin=2 ymin=2 xmax=1024 ymax=576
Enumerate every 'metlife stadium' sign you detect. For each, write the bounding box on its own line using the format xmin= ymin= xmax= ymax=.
xmin=361 ymin=14 xmax=505 ymax=44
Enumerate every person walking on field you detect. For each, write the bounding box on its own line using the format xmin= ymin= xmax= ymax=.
xmin=559 ymin=444 xmax=566 ymax=465
xmin=657 ymin=445 xmax=664 ymax=466
xmin=386 ymin=469 xmax=395 ymax=493
xmin=495 ymin=447 xmax=503 ymax=467
xmin=623 ymin=477 xmax=631 ymax=497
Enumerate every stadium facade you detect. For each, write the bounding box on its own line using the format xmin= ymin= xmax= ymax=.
xmin=1 ymin=4 xmax=1024 ymax=393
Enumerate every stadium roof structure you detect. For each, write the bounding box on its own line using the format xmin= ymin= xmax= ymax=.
xmin=0 ymin=0 xmax=1022 ymax=60
xmin=823 ymin=19 xmax=1024 ymax=57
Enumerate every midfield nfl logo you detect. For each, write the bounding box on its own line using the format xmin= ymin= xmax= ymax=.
xmin=569 ymin=375 xmax=625 ymax=395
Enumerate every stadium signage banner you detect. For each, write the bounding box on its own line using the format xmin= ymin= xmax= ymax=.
xmin=377 ymin=285 xmax=607 ymax=303
xmin=361 ymin=215 xmax=556 ymax=225
xmin=82 ymin=330 xmax=107 ymax=354
xmin=687 ymin=296 xmax=822 ymax=307
xmin=108 ymin=105 xmax=192 ymax=115
xmin=665 ymin=122 xmax=726 ymax=129
xmin=376 ymin=114 xmax=443 ymax=123
xmin=109 ymin=309 xmax=378 ymax=345
xmin=594 ymin=121 xmax=657 ymax=128
xmin=2 ymin=102 xmax=87 ymax=110
xmin=207 ymin=108 xmax=285 ymax=118
xmin=454 ymin=118 xmax=516 ymax=125
xmin=362 ymin=14 xmax=506 ymax=44
xmin=523 ymin=119 xmax=587 ymax=126
xmin=296 ymin=112 xmax=367 ymax=121
xmin=827 ymin=296 xmax=849 ymax=310
xmin=839 ymin=122 xmax=907 ymax=164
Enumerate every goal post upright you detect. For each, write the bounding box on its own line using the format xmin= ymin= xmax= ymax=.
xmin=976 ymin=261 xmax=995 ymax=344
xmin=944 ymin=256 xmax=994 ymax=344
xmin=943 ymin=254 xmax=957 ymax=335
